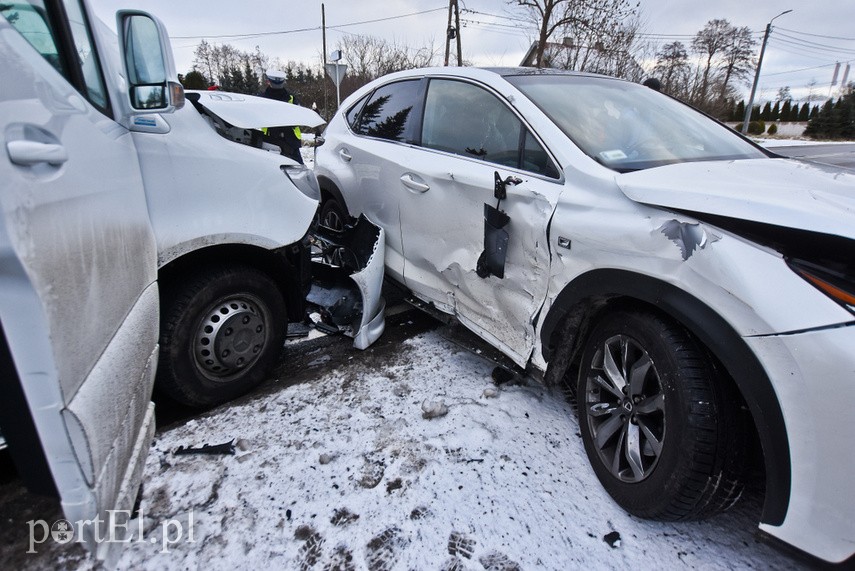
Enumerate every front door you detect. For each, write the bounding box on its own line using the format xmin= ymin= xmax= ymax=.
xmin=0 ymin=1 xmax=158 ymax=558
xmin=399 ymin=78 xmax=563 ymax=366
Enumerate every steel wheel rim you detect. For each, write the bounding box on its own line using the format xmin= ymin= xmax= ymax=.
xmin=585 ymin=334 xmax=666 ymax=483
xmin=193 ymin=294 xmax=271 ymax=382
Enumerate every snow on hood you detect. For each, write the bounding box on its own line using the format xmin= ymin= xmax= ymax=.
xmin=617 ymin=158 xmax=855 ymax=240
xmin=188 ymin=90 xmax=326 ymax=129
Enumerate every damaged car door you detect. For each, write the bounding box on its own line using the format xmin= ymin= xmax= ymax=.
xmin=398 ymin=78 xmax=563 ymax=366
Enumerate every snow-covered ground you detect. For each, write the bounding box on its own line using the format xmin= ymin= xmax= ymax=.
xmin=99 ymin=323 xmax=801 ymax=570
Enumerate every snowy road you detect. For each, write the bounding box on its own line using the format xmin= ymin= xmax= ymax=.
xmin=1 ymin=306 xmax=807 ymax=570
xmin=113 ymin=311 xmax=807 ymax=570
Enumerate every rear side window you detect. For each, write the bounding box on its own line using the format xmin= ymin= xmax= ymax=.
xmin=345 ymin=93 xmax=369 ymax=130
xmin=354 ymin=80 xmax=421 ymax=142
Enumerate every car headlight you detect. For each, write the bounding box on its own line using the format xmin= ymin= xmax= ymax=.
xmin=788 ymin=258 xmax=855 ymax=314
xmin=282 ymin=165 xmax=321 ymax=201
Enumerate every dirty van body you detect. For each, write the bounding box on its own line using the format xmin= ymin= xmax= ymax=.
xmin=0 ymin=2 xmax=176 ymax=563
xmin=315 ymin=67 xmax=855 ymax=564
xmin=0 ymin=1 xmax=384 ymax=564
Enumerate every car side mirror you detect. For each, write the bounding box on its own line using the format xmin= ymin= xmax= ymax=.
xmin=118 ymin=11 xmax=184 ymax=112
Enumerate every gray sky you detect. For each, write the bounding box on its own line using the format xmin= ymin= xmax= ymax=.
xmin=90 ymin=1 xmax=854 ymax=104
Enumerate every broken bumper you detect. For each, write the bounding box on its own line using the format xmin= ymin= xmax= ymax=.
xmin=309 ymin=216 xmax=386 ymax=349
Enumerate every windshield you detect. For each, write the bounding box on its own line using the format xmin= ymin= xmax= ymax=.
xmin=506 ymin=74 xmax=768 ymax=172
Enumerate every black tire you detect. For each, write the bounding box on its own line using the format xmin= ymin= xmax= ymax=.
xmin=319 ymin=197 xmax=347 ymax=231
xmin=157 ymin=265 xmax=286 ymax=408
xmin=576 ymin=310 xmax=747 ymax=521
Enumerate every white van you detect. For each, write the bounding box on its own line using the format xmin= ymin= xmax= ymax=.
xmin=0 ymin=0 xmax=383 ymax=563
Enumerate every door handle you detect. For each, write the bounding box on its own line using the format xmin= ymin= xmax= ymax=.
xmin=7 ymin=140 xmax=68 ymax=166
xmin=339 ymin=148 xmax=352 ymax=162
xmin=400 ymin=174 xmax=430 ymax=193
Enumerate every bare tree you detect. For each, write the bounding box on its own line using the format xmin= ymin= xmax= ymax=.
xmin=335 ymin=34 xmax=439 ymax=84
xmin=717 ymin=25 xmax=756 ymax=102
xmin=510 ymin=0 xmax=643 ymax=79
xmin=691 ymin=19 xmax=733 ymax=105
xmin=509 ymin=0 xmax=574 ymax=68
xmin=653 ymin=41 xmax=691 ymax=97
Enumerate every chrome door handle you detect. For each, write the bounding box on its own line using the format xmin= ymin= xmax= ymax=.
xmin=400 ymin=174 xmax=430 ymax=193
xmin=7 ymin=140 xmax=68 ymax=166
xmin=339 ymin=148 xmax=352 ymax=162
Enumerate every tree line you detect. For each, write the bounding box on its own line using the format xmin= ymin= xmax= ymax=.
xmin=176 ymin=0 xmax=852 ymax=139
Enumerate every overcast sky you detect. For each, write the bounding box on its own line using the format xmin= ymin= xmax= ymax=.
xmin=89 ymin=0 xmax=854 ymax=103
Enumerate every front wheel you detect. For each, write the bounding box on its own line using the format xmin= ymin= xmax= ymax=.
xmin=157 ymin=265 xmax=286 ymax=407
xmin=576 ymin=310 xmax=747 ymax=520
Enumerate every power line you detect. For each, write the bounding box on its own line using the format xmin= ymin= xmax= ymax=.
xmin=777 ymin=27 xmax=855 ymax=42
xmin=764 ymin=61 xmax=846 ymax=77
xmin=170 ymin=6 xmax=446 ymax=40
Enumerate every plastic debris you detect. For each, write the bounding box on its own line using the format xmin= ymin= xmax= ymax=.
xmin=603 ymin=531 xmax=621 ymax=548
xmin=173 ymin=440 xmax=235 ymax=456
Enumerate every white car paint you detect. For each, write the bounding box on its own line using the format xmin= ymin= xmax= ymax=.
xmin=315 ymin=66 xmax=855 ymax=564
xmin=617 ymin=158 xmax=855 ymax=240
xmin=188 ymin=90 xmax=325 ymax=130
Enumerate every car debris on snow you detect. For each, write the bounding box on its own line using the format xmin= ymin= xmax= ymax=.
xmin=421 ymin=399 xmax=449 ymax=419
xmin=173 ymin=440 xmax=236 ymax=456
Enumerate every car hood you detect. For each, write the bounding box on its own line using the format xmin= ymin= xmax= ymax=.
xmin=616 ymin=158 xmax=855 ymax=240
xmin=187 ymin=90 xmax=325 ymax=129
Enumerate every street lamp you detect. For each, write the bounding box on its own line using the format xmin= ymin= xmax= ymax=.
xmin=741 ymin=9 xmax=792 ymax=134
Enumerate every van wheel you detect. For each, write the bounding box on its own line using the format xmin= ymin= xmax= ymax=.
xmin=157 ymin=265 xmax=286 ymax=407
xmin=320 ymin=198 xmax=347 ymax=231
xmin=576 ymin=310 xmax=747 ymax=520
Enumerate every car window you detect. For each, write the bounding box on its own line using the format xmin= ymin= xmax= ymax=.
xmin=60 ymin=0 xmax=109 ymax=111
xmin=2 ymin=0 xmax=109 ymax=113
xmin=422 ymin=79 xmax=522 ymax=169
xmin=523 ymin=130 xmax=560 ymax=178
xmin=354 ymin=80 xmax=421 ymax=142
xmin=507 ymin=74 xmax=767 ymax=172
xmin=1 ymin=1 xmax=67 ymax=76
xmin=345 ymin=93 xmax=370 ymax=130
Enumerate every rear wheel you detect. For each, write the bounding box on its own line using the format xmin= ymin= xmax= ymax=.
xmin=157 ymin=265 xmax=286 ymax=407
xmin=576 ymin=310 xmax=747 ymax=520
xmin=319 ymin=197 xmax=347 ymax=231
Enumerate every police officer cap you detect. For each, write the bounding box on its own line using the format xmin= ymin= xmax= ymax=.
xmin=266 ymin=69 xmax=287 ymax=87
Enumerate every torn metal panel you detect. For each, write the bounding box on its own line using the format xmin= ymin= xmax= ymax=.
xmin=658 ymin=220 xmax=720 ymax=261
xmin=309 ymin=216 xmax=386 ymax=349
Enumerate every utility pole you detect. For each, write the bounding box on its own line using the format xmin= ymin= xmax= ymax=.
xmin=741 ymin=9 xmax=792 ymax=134
xmin=322 ymin=4 xmax=328 ymax=118
xmin=444 ymin=0 xmax=461 ymax=66
xmin=454 ymin=0 xmax=462 ymax=66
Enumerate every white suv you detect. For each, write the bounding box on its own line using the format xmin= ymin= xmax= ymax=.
xmin=315 ymin=67 xmax=855 ymax=564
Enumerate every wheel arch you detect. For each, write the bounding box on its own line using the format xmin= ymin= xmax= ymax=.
xmin=316 ymin=175 xmax=351 ymax=218
xmin=158 ymin=243 xmax=307 ymax=322
xmin=540 ymin=268 xmax=791 ymax=527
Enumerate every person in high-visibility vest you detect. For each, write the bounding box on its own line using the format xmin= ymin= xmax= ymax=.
xmin=259 ymin=69 xmax=304 ymax=164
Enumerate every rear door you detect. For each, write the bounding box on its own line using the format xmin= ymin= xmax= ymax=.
xmin=0 ymin=0 xmax=158 ymax=558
